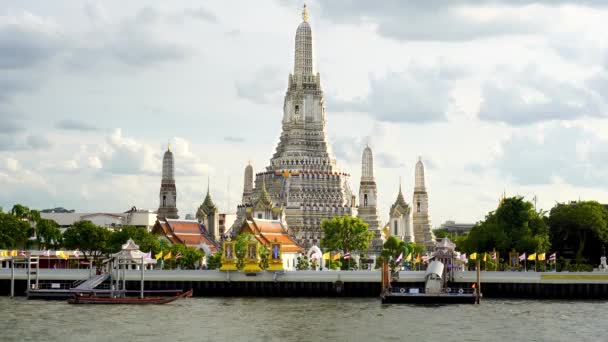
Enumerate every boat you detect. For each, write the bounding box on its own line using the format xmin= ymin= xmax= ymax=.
xmin=67 ymin=289 xmax=193 ymax=305
xmin=381 ymin=261 xmax=480 ymax=304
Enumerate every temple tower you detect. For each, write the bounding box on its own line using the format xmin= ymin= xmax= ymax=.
xmin=357 ymin=145 xmax=383 ymax=254
xmin=196 ymin=183 xmax=220 ymax=241
xmin=157 ymin=145 xmax=178 ymax=219
xmin=243 ymin=5 xmax=354 ymax=249
xmin=412 ymin=157 xmax=435 ymax=250
xmin=389 ymin=181 xmax=412 ymax=242
xmin=242 ymin=162 xmax=253 ymax=205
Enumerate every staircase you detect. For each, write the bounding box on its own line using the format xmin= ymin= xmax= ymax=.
xmin=72 ymin=273 xmax=110 ymax=291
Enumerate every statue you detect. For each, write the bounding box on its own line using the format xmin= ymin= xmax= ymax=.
xmin=220 ymin=240 xmax=237 ymax=271
xmin=268 ymin=240 xmax=284 ymax=271
xmin=243 ymin=241 xmax=262 ymax=273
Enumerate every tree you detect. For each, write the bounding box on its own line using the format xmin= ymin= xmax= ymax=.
xmin=462 ymin=196 xmax=550 ymax=257
xmin=381 ymin=236 xmax=408 ymax=272
xmin=234 ymin=233 xmax=254 ymax=270
xmin=320 ymin=215 xmax=373 ymax=256
xmin=36 ymin=218 xmax=62 ymax=249
xmin=108 ymin=225 xmax=160 ymax=254
xmin=433 ymin=228 xmax=449 ymax=239
xmin=258 ymin=244 xmax=269 ymax=270
xmin=296 ymin=256 xmax=310 ymax=270
xmin=170 ymin=244 xmax=203 ymax=269
xmin=207 ymin=250 xmax=222 ymax=269
xmin=549 ymin=201 xmax=608 ymax=264
xmin=63 ymin=221 xmax=111 ymax=262
xmin=0 ymin=211 xmax=32 ymax=248
xmin=10 ymin=204 xmax=30 ymax=219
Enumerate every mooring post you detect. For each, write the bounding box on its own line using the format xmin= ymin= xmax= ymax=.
xmin=475 ymin=258 xmax=481 ymax=304
xmin=10 ymin=256 xmax=14 ymax=298
xmin=140 ymin=256 xmax=145 ymax=299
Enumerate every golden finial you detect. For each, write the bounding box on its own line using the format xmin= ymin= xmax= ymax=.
xmin=302 ymin=3 xmax=308 ymax=22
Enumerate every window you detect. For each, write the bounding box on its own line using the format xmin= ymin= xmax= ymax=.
xmin=364 ymin=194 xmax=368 ymax=207
xmin=163 ymin=195 xmax=166 ymax=206
xmin=417 ymin=202 xmax=421 ymax=213
xmin=393 ymin=220 xmax=398 ymax=235
xmin=258 ymin=213 xmax=262 ymax=219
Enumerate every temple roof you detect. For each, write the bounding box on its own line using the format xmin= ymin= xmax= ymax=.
xmin=254 ymin=180 xmax=273 ymax=210
xmin=152 ymin=219 xmax=219 ymax=252
xmin=241 ymin=219 xmax=303 ymax=253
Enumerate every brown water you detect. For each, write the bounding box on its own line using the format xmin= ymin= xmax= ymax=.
xmin=1 ymin=297 xmax=606 ymax=341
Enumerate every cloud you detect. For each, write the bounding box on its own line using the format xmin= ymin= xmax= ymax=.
xmin=182 ymin=7 xmax=218 ymax=23
xmin=491 ymin=124 xmax=608 ymax=187
xmin=100 ymin=128 xmax=159 ymax=175
xmin=0 ymin=11 xmax=65 ymax=69
xmin=55 ymin=119 xmax=98 ymax=131
xmin=332 ymin=66 xmax=454 ymax=123
xmin=224 ymin=136 xmax=245 ymax=143
xmin=235 ymin=66 xmax=284 ymax=104
xmin=478 ymin=67 xmax=604 ymax=125
xmin=317 ymin=1 xmax=608 ymax=42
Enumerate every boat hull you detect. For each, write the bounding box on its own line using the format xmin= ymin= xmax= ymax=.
xmin=67 ymin=289 xmax=192 ymax=305
xmin=381 ymin=293 xmax=477 ymax=304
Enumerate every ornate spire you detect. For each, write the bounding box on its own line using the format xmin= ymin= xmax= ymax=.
xmin=294 ymin=3 xmax=313 ymax=76
xmin=415 ymin=157 xmax=426 ymax=191
xmin=361 ymin=145 xmax=374 ymax=180
xmin=302 ymin=3 xmax=308 ymax=22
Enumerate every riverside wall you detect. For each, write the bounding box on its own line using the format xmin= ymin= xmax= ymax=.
xmin=2 ymin=269 xmax=608 ymax=298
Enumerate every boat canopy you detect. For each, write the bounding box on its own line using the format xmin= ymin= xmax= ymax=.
xmin=425 ymin=261 xmax=444 ymax=280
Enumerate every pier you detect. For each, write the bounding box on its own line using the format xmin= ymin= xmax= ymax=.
xmin=2 ymin=269 xmax=608 ymax=299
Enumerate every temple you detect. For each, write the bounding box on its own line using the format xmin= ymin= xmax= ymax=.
xmin=357 ymin=145 xmax=383 ymax=254
xmin=389 ymin=181 xmax=412 ymax=242
xmin=231 ymin=5 xmax=355 ymax=249
xmin=195 ymin=183 xmax=221 ymax=242
xmin=412 ymin=157 xmax=435 ymax=250
xmin=157 ymin=145 xmax=178 ymax=219
xmin=152 ymin=218 xmax=219 ymax=253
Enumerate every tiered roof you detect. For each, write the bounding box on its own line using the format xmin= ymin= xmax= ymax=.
xmin=241 ymin=219 xmax=303 ymax=253
xmin=152 ymin=219 xmax=219 ymax=252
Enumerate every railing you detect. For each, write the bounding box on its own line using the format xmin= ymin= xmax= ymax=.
xmin=388 ymin=287 xmax=477 ymax=295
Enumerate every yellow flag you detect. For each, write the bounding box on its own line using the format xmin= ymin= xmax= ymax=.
xmin=470 ymin=253 xmax=477 ymax=260
xmin=163 ymin=251 xmax=172 ymax=260
xmin=155 ymin=251 xmax=163 ymax=260
xmin=414 ymin=254 xmax=421 ymax=263
xmin=322 ymin=252 xmax=330 ymax=260
xmin=404 ymin=253 xmax=412 ymax=262
xmin=58 ymin=251 xmax=68 ymax=260
xmin=527 ymin=253 xmax=536 ymax=261
xmin=537 ymin=253 xmax=545 ymax=261
xmin=0 ymin=250 xmax=6 ymax=257
xmin=332 ymin=253 xmax=341 ymax=261
xmin=9 ymin=250 xmax=17 ymax=257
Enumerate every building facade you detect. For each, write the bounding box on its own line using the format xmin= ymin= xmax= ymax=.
xmin=235 ymin=5 xmax=355 ymax=249
xmin=157 ymin=145 xmax=179 ymax=219
xmin=388 ymin=183 xmax=412 ymax=242
xmin=412 ymin=157 xmax=435 ymax=250
xmin=357 ymin=146 xmax=383 ymax=254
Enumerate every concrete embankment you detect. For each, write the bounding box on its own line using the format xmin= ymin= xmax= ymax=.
xmin=2 ymin=269 xmax=608 ymax=298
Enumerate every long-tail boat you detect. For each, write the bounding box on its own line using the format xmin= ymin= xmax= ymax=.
xmin=67 ymin=289 xmax=193 ymax=305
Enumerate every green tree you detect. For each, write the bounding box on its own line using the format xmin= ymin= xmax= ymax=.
xmin=433 ymin=228 xmax=449 ymax=239
xmin=35 ymin=218 xmax=62 ymax=249
xmin=10 ymin=204 xmax=30 ymax=219
xmin=170 ymin=244 xmax=203 ymax=269
xmin=549 ymin=201 xmax=608 ymax=264
xmin=207 ymin=250 xmax=222 ymax=269
xmin=0 ymin=211 xmax=33 ymax=248
xmin=296 ymin=256 xmax=310 ymax=270
xmin=258 ymin=244 xmax=269 ymax=270
xmin=320 ymin=215 xmax=373 ymax=258
xmin=381 ymin=236 xmax=408 ymax=272
xmin=462 ymin=196 xmax=550 ymax=257
xmin=234 ymin=233 xmax=254 ymax=270
xmin=63 ymin=221 xmax=111 ymax=262
xmin=108 ymin=225 xmax=160 ymax=254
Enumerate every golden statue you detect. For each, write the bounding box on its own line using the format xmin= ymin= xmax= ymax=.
xmin=220 ymin=240 xmax=238 ymax=271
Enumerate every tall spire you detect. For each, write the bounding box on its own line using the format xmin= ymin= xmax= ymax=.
xmin=415 ymin=157 xmax=426 ymax=191
xmin=294 ymin=3 xmax=313 ymax=76
xmin=302 ymin=3 xmax=308 ymax=22
xmin=361 ymin=145 xmax=374 ymax=180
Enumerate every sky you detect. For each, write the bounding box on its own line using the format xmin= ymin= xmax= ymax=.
xmin=1 ymin=0 xmax=608 ymax=227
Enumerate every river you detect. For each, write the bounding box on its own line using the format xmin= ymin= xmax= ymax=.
xmin=1 ymin=297 xmax=606 ymax=341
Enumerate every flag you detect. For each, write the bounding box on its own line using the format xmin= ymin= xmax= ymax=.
xmin=415 ymin=254 xmax=421 ymax=263
xmin=470 ymin=253 xmax=477 ymax=260
xmin=9 ymin=250 xmax=17 ymax=257
xmin=19 ymin=250 xmax=27 ymax=256
xmin=332 ymin=253 xmax=341 ymax=261
xmin=311 ymin=252 xmax=322 ymax=260
xmin=404 ymin=253 xmax=412 ymax=262
xmin=322 ymin=252 xmax=330 ymax=260
xmin=537 ymin=253 xmax=546 ymax=261
xmin=175 ymin=252 xmax=182 ymax=260
xmin=42 ymin=249 xmax=51 ymax=257
xmin=74 ymin=249 xmax=80 ymax=258
xmin=491 ymin=252 xmax=497 ymax=261
xmin=163 ymin=251 xmax=172 ymax=260
xmin=527 ymin=253 xmax=536 ymax=261
xmin=395 ymin=252 xmax=403 ymax=263
xmin=58 ymin=251 xmax=68 ymax=260
xmin=482 ymin=253 xmax=487 ymax=262
xmin=549 ymin=252 xmax=557 ymax=261
xmin=519 ymin=253 xmax=526 ymax=261
xmin=460 ymin=253 xmax=467 ymax=261
xmin=421 ymin=255 xmax=429 ymax=262
xmin=0 ymin=250 xmax=6 ymax=257
xmin=155 ymin=251 xmax=163 ymax=260
xmin=343 ymin=252 xmax=351 ymax=260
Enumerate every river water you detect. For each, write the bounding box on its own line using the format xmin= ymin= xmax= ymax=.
xmin=1 ymin=297 xmax=606 ymax=341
